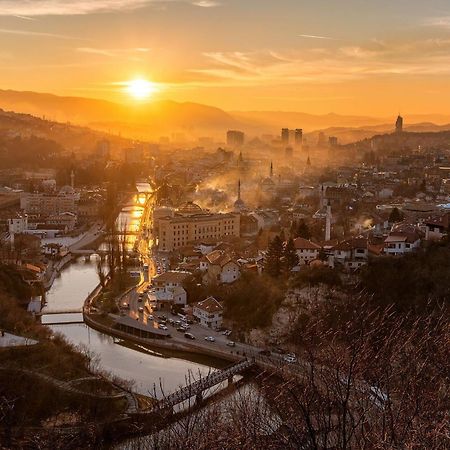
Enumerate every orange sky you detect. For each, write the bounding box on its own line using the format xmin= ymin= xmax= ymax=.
xmin=1 ymin=0 xmax=450 ymax=115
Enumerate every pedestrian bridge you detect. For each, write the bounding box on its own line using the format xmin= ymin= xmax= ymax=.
xmin=144 ymin=359 xmax=254 ymax=415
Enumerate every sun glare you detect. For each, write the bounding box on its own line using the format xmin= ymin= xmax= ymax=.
xmin=126 ymin=79 xmax=157 ymax=100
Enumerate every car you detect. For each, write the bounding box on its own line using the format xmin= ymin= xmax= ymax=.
xmin=259 ymin=349 xmax=271 ymax=356
xmin=177 ymin=327 xmax=186 ymax=332
xmin=286 ymin=352 xmax=297 ymax=359
xmin=226 ymin=341 xmax=236 ymax=347
xmin=283 ymin=355 xmax=297 ymax=364
xmin=184 ymin=332 xmax=195 ymax=340
xmin=204 ymin=336 xmax=215 ymax=342
xmin=225 ymin=330 xmax=232 ymax=336
xmin=180 ymin=324 xmax=190 ymax=330
xmin=138 ymin=306 xmax=144 ymax=313
xmin=158 ymin=324 xmax=168 ymax=330
xmin=138 ymin=297 xmax=143 ymax=302
xmin=147 ymin=314 xmax=154 ymax=320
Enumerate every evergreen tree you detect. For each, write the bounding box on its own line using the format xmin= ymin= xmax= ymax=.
xmin=297 ymin=219 xmax=311 ymax=239
xmin=283 ymin=238 xmax=299 ymax=272
xmin=389 ymin=207 xmax=404 ymax=224
xmin=265 ymin=235 xmax=283 ymax=277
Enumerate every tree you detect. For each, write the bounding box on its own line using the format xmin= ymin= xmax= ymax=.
xmin=297 ymin=219 xmax=311 ymax=239
xmin=283 ymin=238 xmax=299 ymax=272
xmin=265 ymin=235 xmax=283 ymax=277
xmin=388 ymin=206 xmax=404 ymax=223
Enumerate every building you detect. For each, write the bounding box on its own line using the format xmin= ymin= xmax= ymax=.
xmin=8 ymin=215 xmax=28 ymax=234
xmin=157 ymin=202 xmax=240 ymax=252
xmin=395 ymin=115 xmax=403 ymax=133
xmin=193 ymin=296 xmax=223 ymax=329
xmin=295 ymin=128 xmax=303 ymax=147
xmin=293 ymin=237 xmax=321 ymax=265
xmin=384 ymin=225 xmax=421 ymax=256
xmin=329 ymin=136 xmax=338 ymax=147
xmin=333 ymin=237 xmax=369 ymax=270
xmin=200 ymin=250 xmax=240 ymax=284
xmin=281 ymin=128 xmax=290 ymax=145
xmin=150 ymin=271 xmax=189 ymax=310
xmin=227 ymin=130 xmax=245 ymax=147
xmin=46 ymin=212 xmax=77 ymax=231
xmin=20 ymin=189 xmax=77 ymax=216
xmin=424 ymin=213 xmax=450 ymax=241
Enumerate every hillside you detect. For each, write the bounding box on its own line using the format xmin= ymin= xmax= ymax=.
xmin=0 ymin=90 xmax=240 ymax=140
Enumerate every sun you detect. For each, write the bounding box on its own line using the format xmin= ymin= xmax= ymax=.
xmin=125 ymin=79 xmax=157 ymax=100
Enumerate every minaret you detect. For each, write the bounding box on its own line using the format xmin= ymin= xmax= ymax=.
xmin=270 ymin=161 xmax=273 ymax=178
xmin=306 ymin=155 xmax=311 ymax=166
xmin=237 ymin=179 xmax=241 ymax=201
xmin=70 ymin=169 xmax=75 ymax=189
xmin=325 ymin=200 xmax=332 ymax=241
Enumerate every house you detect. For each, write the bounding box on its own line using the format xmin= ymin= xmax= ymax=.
xmin=200 ymin=250 xmax=240 ymax=284
xmin=293 ymin=237 xmax=321 ymax=265
xmin=333 ymin=237 xmax=369 ymax=269
xmin=384 ymin=225 xmax=422 ymax=256
xmin=424 ymin=213 xmax=450 ymax=241
xmin=193 ymin=296 xmax=223 ymax=329
xmin=150 ymin=271 xmax=190 ymax=310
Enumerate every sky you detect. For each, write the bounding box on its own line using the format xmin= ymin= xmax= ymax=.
xmin=1 ymin=0 xmax=450 ymax=115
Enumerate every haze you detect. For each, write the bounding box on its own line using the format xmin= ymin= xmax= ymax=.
xmin=2 ymin=0 xmax=450 ymax=116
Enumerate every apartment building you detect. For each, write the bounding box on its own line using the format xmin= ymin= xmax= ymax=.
xmin=157 ymin=202 xmax=240 ymax=252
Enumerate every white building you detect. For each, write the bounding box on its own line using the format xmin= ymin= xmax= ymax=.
xmin=293 ymin=237 xmax=321 ymax=265
xmin=193 ymin=296 xmax=223 ymax=329
xmin=200 ymin=250 xmax=240 ymax=284
xmin=8 ymin=215 xmax=28 ymax=234
xmin=384 ymin=226 xmax=422 ymax=256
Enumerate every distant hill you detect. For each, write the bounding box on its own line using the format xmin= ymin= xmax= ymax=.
xmin=1 ymin=89 xmax=450 ymax=142
xmin=0 ymin=90 xmax=240 ymax=140
xmin=305 ymin=122 xmax=450 ymax=145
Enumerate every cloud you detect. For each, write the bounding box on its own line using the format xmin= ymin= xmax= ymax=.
xmin=188 ymin=38 xmax=450 ymax=88
xmin=298 ymin=34 xmax=338 ymax=40
xmin=0 ymin=0 xmax=220 ymax=16
xmin=76 ymin=47 xmax=151 ymax=58
xmin=0 ymin=27 xmax=86 ymax=39
xmin=192 ymin=1 xmax=220 ymax=6
xmin=425 ymin=16 xmax=450 ymax=29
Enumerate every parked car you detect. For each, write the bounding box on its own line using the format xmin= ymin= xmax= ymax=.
xmin=138 ymin=306 xmax=144 ymax=313
xmin=204 ymin=336 xmax=215 ymax=342
xmin=147 ymin=315 xmax=154 ymax=320
xmin=283 ymin=355 xmax=297 ymax=364
xmin=159 ymin=324 xmax=168 ymax=331
xmin=177 ymin=327 xmax=185 ymax=332
xmin=184 ymin=332 xmax=195 ymax=340
xmin=259 ymin=349 xmax=271 ymax=356
xmin=226 ymin=341 xmax=236 ymax=347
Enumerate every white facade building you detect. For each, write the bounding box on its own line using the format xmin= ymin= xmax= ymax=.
xmin=193 ymin=296 xmax=223 ymax=329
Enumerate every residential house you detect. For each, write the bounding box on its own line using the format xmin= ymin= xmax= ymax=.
xmin=333 ymin=237 xmax=369 ymax=269
xmin=384 ymin=225 xmax=422 ymax=256
xmin=293 ymin=237 xmax=321 ymax=265
xmin=193 ymin=296 xmax=223 ymax=329
xmin=424 ymin=213 xmax=450 ymax=241
xmin=200 ymin=250 xmax=240 ymax=284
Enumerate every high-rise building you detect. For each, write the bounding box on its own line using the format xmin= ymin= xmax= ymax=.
xmin=329 ymin=136 xmax=338 ymax=147
xmin=281 ymin=128 xmax=290 ymax=145
xmin=395 ymin=115 xmax=403 ymax=133
xmin=227 ymin=130 xmax=245 ymax=146
xmin=295 ymin=128 xmax=303 ymax=147
xmin=285 ymin=146 xmax=293 ymax=159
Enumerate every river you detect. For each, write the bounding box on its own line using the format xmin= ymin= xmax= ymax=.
xmin=41 ymin=197 xmax=224 ymax=397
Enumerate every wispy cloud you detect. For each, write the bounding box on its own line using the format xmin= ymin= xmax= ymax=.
xmin=0 ymin=27 xmax=86 ymax=40
xmin=0 ymin=0 xmax=221 ymax=16
xmin=424 ymin=16 xmax=450 ymax=29
xmin=76 ymin=47 xmax=151 ymax=58
xmin=12 ymin=14 xmax=37 ymax=21
xmin=192 ymin=1 xmax=221 ymax=6
xmin=298 ymin=34 xmax=338 ymax=41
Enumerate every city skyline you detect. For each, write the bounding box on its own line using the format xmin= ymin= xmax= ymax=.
xmin=1 ymin=0 xmax=450 ymax=115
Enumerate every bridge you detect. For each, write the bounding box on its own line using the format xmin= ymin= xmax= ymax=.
xmin=145 ymin=359 xmax=254 ymax=415
xmin=36 ymin=308 xmax=82 ymax=316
